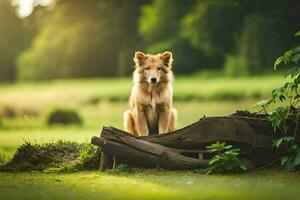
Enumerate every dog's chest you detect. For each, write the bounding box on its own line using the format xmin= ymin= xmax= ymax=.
xmin=144 ymin=102 xmax=159 ymax=134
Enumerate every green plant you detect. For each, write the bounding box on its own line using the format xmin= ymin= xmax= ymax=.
xmin=79 ymin=144 xmax=100 ymax=169
xmin=43 ymin=163 xmax=78 ymax=173
xmin=206 ymin=142 xmax=248 ymax=174
xmin=47 ymin=108 xmax=83 ymax=126
xmin=257 ymin=31 xmax=300 ymax=171
xmin=115 ymin=164 xmax=132 ymax=173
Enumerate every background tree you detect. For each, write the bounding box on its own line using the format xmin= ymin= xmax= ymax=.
xmin=17 ymin=0 xmax=148 ymax=80
xmin=138 ymin=0 xmax=202 ymax=73
xmin=181 ymin=0 xmax=245 ymax=67
xmin=0 ymin=0 xmax=23 ymax=81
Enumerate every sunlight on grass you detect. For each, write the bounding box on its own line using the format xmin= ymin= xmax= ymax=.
xmin=0 ymin=171 xmax=299 ymax=200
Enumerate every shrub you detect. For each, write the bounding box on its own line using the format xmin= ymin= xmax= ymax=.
xmin=47 ymin=108 xmax=83 ymax=126
xmin=0 ymin=106 xmax=17 ymax=119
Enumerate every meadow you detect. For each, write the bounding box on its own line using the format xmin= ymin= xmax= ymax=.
xmin=1 ymin=74 xmax=299 ymax=200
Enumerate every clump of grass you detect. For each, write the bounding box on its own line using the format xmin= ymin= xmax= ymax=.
xmin=43 ymin=163 xmax=78 ymax=173
xmin=47 ymin=108 xmax=83 ymax=126
xmin=0 ymin=141 xmax=100 ymax=172
xmin=0 ymin=154 xmax=7 ymax=166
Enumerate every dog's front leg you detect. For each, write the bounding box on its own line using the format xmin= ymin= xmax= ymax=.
xmin=134 ymin=105 xmax=149 ymax=136
xmin=158 ymin=103 xmax=170 ymax=134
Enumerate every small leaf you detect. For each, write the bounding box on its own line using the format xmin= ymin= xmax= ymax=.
xmin=295 ymin=31 xmax=300 ymax=37
xmin=273 ymin=138 xmax=283 ymax=148
xmin=240 ymin=165 xmax=248 ymax=171
xmin=274 ymin=56 xmax=283 ymax=70
xmin=281 ymin=156 xmax=289 ymax=166
xmin=294 ymin=152 xmax=300 ymax=166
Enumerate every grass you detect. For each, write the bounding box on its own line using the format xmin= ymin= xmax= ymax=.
xmin=0 ymin=170 xmax=299 ymax=200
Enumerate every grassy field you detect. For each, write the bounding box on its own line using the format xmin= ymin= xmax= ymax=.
xmin=0 ymin=75 xmax=298 ymax=200
xmin=0 ymin=170 xmax=300 ymax=200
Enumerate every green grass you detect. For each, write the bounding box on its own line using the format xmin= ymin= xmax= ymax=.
xmin=0 ymin=170 xmax=299 ymax=200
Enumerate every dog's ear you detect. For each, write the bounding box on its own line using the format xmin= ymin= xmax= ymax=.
xmin=161 ymin=51 xmax=173 ymax=67
xmin=134 ymin=51 xmax=147 ymax=66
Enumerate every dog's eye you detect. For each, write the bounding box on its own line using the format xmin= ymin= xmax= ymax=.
xmin=158 ymin=67 xmax=161 ymax=70
xmin=145 ymin=67 xmax=150 ymax=70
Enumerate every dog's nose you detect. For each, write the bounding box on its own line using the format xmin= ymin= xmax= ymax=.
xmin=150 ymin=78 xmax=157 ymax=84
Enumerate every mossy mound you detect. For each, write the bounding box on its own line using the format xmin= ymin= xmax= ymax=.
xmin=47 ymin=108 xmax=83 ymax=126
xmin=1 ymin=141 xmax=100 ymax=172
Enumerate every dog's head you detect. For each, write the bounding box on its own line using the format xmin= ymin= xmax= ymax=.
xmin=133 ymin=51 xmax=173 ymax=85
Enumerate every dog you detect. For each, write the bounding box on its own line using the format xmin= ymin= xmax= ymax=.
xmin=123 ymin=51 xmax=177 ymax=136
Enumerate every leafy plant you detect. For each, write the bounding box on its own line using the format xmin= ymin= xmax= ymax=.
xmin=257 ymin=31 xmax=300 ymax=171
xmin=115 ymin=164 xmax=132 ymax=173
xmin=206 ymin=142 xmax=248 ymax=174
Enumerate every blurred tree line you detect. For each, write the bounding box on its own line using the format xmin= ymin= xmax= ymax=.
xmin=0 ymin=0 xmax=299 ymax=81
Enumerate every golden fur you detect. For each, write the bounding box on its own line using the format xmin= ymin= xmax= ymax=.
xmin=123 ymin=51 xmax=177 ymax=136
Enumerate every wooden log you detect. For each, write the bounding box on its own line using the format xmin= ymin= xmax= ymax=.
xmin=91 ymin=134 xmax=208 ymax=170
xmin=91 ymin=114 xmax=300 ymax=170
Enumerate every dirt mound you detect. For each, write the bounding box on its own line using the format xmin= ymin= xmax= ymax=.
xmin=0 ymin=141 xmax=100 ymax=172
xmin=231 ymin=110 xmax=267 ymax=119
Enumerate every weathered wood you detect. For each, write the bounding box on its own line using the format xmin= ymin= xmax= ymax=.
xmin=91 ymin=114 xmax=300 ymax=170
xmin=91 ymin=134 xmax=208 ymax=170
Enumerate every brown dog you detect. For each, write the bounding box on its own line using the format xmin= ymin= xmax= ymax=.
xmin=123 ymin=51 xmax=177 ymax=136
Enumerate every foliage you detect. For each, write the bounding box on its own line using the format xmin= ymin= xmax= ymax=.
xmin=257 ymin=31 xmax=300 ymax=171
xmin=79 ymin=144 xmax=101 ymax=170
xmin=206 ymin=142 xmax=248 ymax=174
xmin=231 ymin=13 xmax=293 ymax=75
xmin=181 ymin=0 xmax=243 ymax=58
xmin=114 ymin=164 xmax=132 ymax=173
xmin=47 ymin=108 xmax=83 ymax=126
xmin=17 ymin=0 xmax=147 ymax=80
xmin=0 ymin=0 xmax=23 ymax=81
xmin=139 ymin=0 xmax=203 ymax=73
